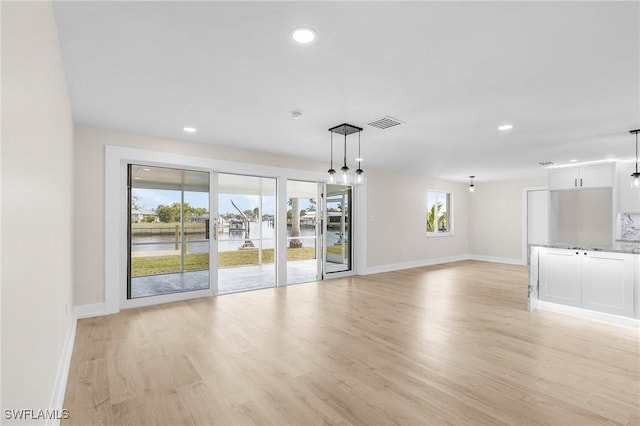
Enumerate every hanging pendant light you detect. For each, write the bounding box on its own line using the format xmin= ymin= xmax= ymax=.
xmin=327 ymin=132 xmax=336 ymax=184
xmin=631 ymin=129 xmax=640 ymax=188
xmin=469 ymin=175 xmax=476 ymax=192
xmin=327 ymin=123 xmax=364 ymax=186
xmin=355 ymin=131 xmax=364 ymax=185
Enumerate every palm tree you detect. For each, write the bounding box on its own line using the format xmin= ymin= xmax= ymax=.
xmin=427 ymin=202 xmax=447 ymax=232
xmin=288 ymin=198 xmax=302 ymax=248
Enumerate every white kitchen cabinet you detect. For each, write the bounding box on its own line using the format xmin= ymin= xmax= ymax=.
xmin=538 ymin=247 xmax=636 ymax=317
xmin=548 ymin=163 xmax=614 ymax=190
xmin=539 ymin=248 xmax=582 ymax=307
xmin=619 ymin=164 xmax=640 ymax=213
xmin=582 ymin=252 xmax=634 ymax=317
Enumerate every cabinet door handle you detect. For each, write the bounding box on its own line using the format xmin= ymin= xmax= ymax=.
xmin=575 ymin=251 xmax=579 ymax=255
xmin=580 ymin=178 xmax=583 ymax=187
xmin=574 ymin=178 xmax=577 ymax=187
xmin=584 ymin=252 xmax=587 ymax=255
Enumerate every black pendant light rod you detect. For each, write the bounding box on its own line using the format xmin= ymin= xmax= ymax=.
xmin=358 ymin=131 xmax=362 ymax=168
xmin=343 ymin=132 xmax=348 ymax=170
xmin=632 ymin=129 xmax=640 ymax=174
xmin=330 ymin=132 xmax=334 ymax=171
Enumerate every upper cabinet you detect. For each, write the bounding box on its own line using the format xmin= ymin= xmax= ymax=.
xmin=548 ymin=163 xmax=614 ymax=190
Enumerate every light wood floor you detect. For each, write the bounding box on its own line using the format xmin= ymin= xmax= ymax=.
xmin=63 ymin=261 xmax=640 ymax=425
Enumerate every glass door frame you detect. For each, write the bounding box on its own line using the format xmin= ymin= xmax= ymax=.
xmin=121 ymin=162 xmax=216 ymax=309
xmin=215 ymin=172 xmax=278 ymax=294
xmin=322 ymin=184 xmax=355 ymax=279
xmin=281 ymin=180 xmax=324 ymax=286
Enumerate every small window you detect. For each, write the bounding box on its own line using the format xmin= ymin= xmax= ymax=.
xmin=426 ymin=191 xmax=452 ymax=236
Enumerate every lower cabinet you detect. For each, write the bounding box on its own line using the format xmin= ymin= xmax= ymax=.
xmin=539 ymin=248 xmax=635 ymax=317
xmin=539 ymin=248 xmax=582 ymax=307
xmin=582 ymin=252 xmax=634 ymax=316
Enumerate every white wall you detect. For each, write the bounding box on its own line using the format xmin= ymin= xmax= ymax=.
xmin=365 ymin=169 xmax=469 ymax=272
xmin=469 ymin=178 xmax=546 ymax=263
xmin=1 ymin=0 xmax=74 ymax=421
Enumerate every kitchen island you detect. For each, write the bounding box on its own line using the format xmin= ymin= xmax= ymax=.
xmin=529 ymin=242 xmax=640 ymax=322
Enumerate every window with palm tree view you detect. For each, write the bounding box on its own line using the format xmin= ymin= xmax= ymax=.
xmin=427 ymin=191 xmax=452 ymax=235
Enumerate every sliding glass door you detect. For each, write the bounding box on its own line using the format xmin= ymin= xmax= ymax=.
xmin=128 ymin=165 xmax=210 ymax=299
xmin=217 ymin=173 xmax=276 ymax=294
xmin=127 ymin=166 xmax=354 ymax=303
xmin=324 ymin=184 xmax=352 ymax=274
xmin=286 ymin=180 xmax=322 ymax=284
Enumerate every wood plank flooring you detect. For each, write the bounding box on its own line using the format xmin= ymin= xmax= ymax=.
xmin=63 ymin=261 xmax=640 ymax=425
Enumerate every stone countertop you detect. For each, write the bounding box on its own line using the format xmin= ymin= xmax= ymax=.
xmin=529 ymin=242 xmax=640 ymax=254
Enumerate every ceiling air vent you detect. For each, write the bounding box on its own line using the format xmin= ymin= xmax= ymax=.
xmin=367 ymin=116 xmax=404 ymax=130
xmin=538 ymin=161 xmax=555 ymax=166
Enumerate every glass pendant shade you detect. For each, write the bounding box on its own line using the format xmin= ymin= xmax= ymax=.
xmin=355 ymin=169 xmax=364 ymax=185
xmin=341 ymin=167 xmax=350 ymax=184
xmin=327 ymin=169 xmax=336 ymax=184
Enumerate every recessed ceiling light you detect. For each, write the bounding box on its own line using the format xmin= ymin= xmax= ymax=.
xmin=292 ymin=28 xmax=316 ymax=44
xmin=498 ymin=124 xmax=513 ymax=131
xmin=134 ymin=177 xmax=141 ymax=180
xmin=183 ymin=127 xmax=197 ymax=133
xmin=143 ymin=168 xmax=151 ymax=171
xmin=569 ymin=159 xmax=578 ymax=163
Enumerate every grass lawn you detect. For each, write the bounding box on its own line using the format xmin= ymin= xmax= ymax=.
xmin=132 ymin=247 xmax=316 ymax=276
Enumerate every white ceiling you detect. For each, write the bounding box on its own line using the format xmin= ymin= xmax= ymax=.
xmin=53 ymin=1 xmax=639 ymax=183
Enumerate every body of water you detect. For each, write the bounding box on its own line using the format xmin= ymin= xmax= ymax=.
xmin=132 ymin=222 xmax=344 ymax=253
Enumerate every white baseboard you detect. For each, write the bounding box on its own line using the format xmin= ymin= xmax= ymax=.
xmin=364 ymin=254 xmax=529 ymax=275
xmin=47 ymin=316 xmax=77 ymax=426
xmin=467 ymin=254 xmax=526 ymax=266
xmin=365 ymin=255 xmax=469 ymax=275
xmin=74 ymin=303 xmax=105 ymax=319
xmin=538 ymin=301 xmax=639 ymax=329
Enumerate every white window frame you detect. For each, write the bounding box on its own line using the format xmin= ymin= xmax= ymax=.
xmin=426 ymin=190 xmax=454 ymax=237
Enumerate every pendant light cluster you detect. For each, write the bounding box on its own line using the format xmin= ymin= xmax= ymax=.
xmin=631 ymin=129 xmax=640 ymax=188
xmin=468 ymin=175 xmax=476 ymax=192
xmin=327 ymin=123 xmax=364 ymax=185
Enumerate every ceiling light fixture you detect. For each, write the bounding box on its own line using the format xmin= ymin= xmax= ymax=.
xmin=183 ymin=127 xmax=197 ymax=133
xmin=292 ymin=28 xmax=316 ymax=44
xmin=498 ymin=124 xmax=513 ymax=131
xmin=327 ymin=123 xmax=364 ymax=186
xmin=630 ymin=129 xmax=640 ymax=188
xmin=469 ymin=175 xmax=476 ymax=192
